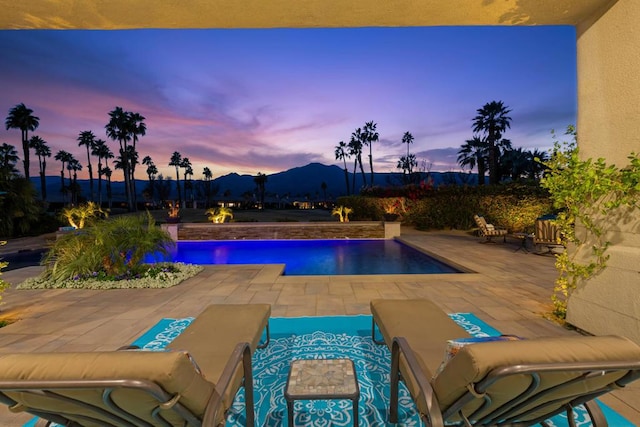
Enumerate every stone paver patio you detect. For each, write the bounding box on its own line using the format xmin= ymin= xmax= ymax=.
xmin=0 ymin=228 xmax=638 ymax=426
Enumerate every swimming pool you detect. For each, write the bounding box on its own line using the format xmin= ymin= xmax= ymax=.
xmin=146 ymin=239 xmax=463 ymax=275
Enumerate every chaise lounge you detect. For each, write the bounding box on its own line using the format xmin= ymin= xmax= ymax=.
xmin=371 ymin=299 xmax=640 ymax=426
xmin=0 ymin=303 xmax=271 ymax=427
xmin=473 ymin=214 xmax=507 ymax=243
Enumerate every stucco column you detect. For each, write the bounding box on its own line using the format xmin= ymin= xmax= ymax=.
xmin=568 ymin=0 xmax=640 ymax=343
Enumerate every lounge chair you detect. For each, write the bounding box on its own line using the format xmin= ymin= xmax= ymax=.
xmin=473 ymin=214 xmax=507 ymax=243
xmin=371 ymin=299 xmax=640 ymax=426
xmin=0 ymin=303 xmax=271 ymax=427
xmin=534 ymin=218 xmax=565 ymax=254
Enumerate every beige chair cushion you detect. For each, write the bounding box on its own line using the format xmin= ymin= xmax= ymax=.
xmin=0 ymin=351 xmax=214 ymax=426
xmin=432 ymin=335 xmax=640 ymax=423
xmin=168 ymin=303 xmax=270 ymax=409
xmin=371 ymin=298 xmax=469 ymax=413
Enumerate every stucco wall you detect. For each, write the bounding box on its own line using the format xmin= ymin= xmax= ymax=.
xmin=576 ymin=0 xmax=640 ymax=163
xmin=568 ymin=0 xmax=640 ymax=343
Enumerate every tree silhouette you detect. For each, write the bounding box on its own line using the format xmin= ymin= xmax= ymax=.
xmin=102 ymin=166 xmax=113 ymax=209
xmin=348 ymin=128 xmax=366 ymax=193
xmin=254 ymin=172 xmax=267 ymax=209
xmin=92 ymin=139 xmax=112 ymax=206
xmin=66 ymin=157 xmax=82 ymax=205
xmin=398 ymin=131 xmax=416 ymax=183
xmin=472 ymin=101 xmax=512 ymax=185
xmin=54 ymin=150 xmax=73 ymax=204
xmin=128 ymin=112 xmax=146 ymax=208
xmin=105 ymin=107 xmax=134 ymax=210
xmin=77 ymin=130 xmax=96 ymax=201
xmin=334 ymin=141 xmax=350 ymax=196
xmin=169 ymin=151 xmax=182 ymax=204
xmin=203 ymin=166 xmax=213 ymax=208
xmin=180 ymin=157 xmax=193 ymax=204
xmin=0 ymin=143 xmax=19 ymax=181
xmin=142 ymin=156 xmax=157 ymax=202
xmin=29 ymin=136 xmax=51 ymax=200
xmin=363 ymin=121 xmax=379 ymax=186
xmin=457 ymin=135 xmax=488 ymax=185
xmin=5 ymin=103 xmax=39 ymax=180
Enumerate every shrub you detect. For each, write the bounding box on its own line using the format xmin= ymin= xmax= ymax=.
xmin=41 ymin=212 xmax=174 ymax=282
xmin=60 ymin=201 xmax=108 ymax=229
xmin=205 ymin=206 xmax=234 ymax=223
xmin=341 ymin=183 xmax=552 ymax=232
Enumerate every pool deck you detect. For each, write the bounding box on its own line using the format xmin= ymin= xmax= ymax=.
xmin=0 ymin=228 xmax=638 ymax=426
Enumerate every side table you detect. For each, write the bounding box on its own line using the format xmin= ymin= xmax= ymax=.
xmin=285 ymin=358 xmax=360 ymax=426
xmin=511 ymin=232 xmax=533 ymax=253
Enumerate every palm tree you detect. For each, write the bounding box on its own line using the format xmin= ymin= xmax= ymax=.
xmin=254 ymin=172 xmax=267 ymax=209
xmin=402 ymin=131 xmax=414 ymax=159
xmin=77 ymin=130 xmax=96 ymax=201
xmin=362 ymin=121 xmax=379 ymax=187
xmin=105 ymin=106 xmax=134 ymax=210
xmin=334 ymin=141 xmax=350 ymax=196
xmin=29 ymin=136 xmax=51 ymax=200
xmin=54 ymin=150 xmax=73 ymax=203
xmin=397 ymin=154 xmax=417 ymax=184
xmin=501 ymin=147 xmax=530 ymax=182
xmin=495 ymin=138 xmax=514 ymax=182
xmin=101 ymin=166 xmax=113 ymax=209
xmin=401 ymin=131 xmax=415 ymax=183
xmin=348 ymin=128 xmax=366 ymax=193
xmin=5 ymin=103 xmax=39 ymax=180
xmin=180 ymin=157 xmax=192 ymax=204
xmin=530 ymin=148 xmax=549 ymax=180
xmin=169 ymin=151 xmax=182 ymax=204
xmin=67 ymin=158 xmax=82 ymax=205
xmin=128 ymin=112 xmax=146 ymax=208
xmin=142 ymin=156 xmax=157 ymax=202
xmin=457 ymin=135 xmax=488 ymax=185
xmin=472 ymin=101 xmax=512 ymax=185
xmin=203 ymin=166 xmax=213 ymax=208
xmin=0 ymin=143 xmax=19 ymax=182
xmin=92 ymin=139 xmax=112 ymax=206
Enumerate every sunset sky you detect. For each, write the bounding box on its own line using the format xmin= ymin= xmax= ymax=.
xmin=0 ymin=26 xmax=576 ymax=181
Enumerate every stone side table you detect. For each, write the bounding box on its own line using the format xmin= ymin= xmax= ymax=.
xmin=285 ymin=358 xmax=359 ymax=426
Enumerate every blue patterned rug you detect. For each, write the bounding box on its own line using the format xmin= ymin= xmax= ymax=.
xmin=25 ymin=314 xmax=634 ymax=427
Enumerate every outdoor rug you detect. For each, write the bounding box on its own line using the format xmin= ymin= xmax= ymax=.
xmin=25 ymin=314 xmax=634 ymax=427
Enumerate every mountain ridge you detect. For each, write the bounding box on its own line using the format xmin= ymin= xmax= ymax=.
xmin=34 ymin=162 xmax=474 ymax=202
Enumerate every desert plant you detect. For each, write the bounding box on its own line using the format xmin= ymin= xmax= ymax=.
xmin=332 ymin=205 xmax=353 ymax=222
xmin=540 ymin=127 xmax=640 ymax=318
xmin=60 ymin=201 xmax=107 ymax=229
xmin=167 ymin=201 xmax=180 ymax=218
xmin=205 ymin=206 xmax=234 ymax=223
xmin=41 ymin=212 xmax=174 ymax=282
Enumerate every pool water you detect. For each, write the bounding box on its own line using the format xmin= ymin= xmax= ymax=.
xmin=146 ymin=239 xmax=462 ymax=275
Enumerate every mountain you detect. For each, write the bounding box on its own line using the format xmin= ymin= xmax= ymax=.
xmin=33 ymin=163 xmax=475 ymax=203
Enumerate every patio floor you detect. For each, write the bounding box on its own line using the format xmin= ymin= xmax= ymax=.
xmin=0 ymin=227 xmax=638 ymax=426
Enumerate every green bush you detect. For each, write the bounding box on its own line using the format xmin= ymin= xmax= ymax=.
xmin=41 ymin=212 xmax=174 ymax=283
xmin=340 ymin=183 xmax=552 ymax=232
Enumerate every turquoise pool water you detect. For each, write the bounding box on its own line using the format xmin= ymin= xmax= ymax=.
xmin=146 ymin=239 xmax=462 ymax=275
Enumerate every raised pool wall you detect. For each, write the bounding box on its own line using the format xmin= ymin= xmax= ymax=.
xmin=162 ymin=221 xmax=401 ymax=241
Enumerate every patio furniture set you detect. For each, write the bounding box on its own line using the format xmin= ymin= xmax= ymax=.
xmin=0 ymin=301 xmax=639 ymax=426
xmin=475 ymin=214 xmax=565 ymax=254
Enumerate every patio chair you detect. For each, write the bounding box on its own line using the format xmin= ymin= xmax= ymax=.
xmin=534 ymin=217 xmax=565 ymax=254
xmin=0 ymin=303 xmax=271 ymax=427
xmin=473 ymin=214 xmax=507 ymax=243
xmin=371 ymin=299 xmax=640 ymax=426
